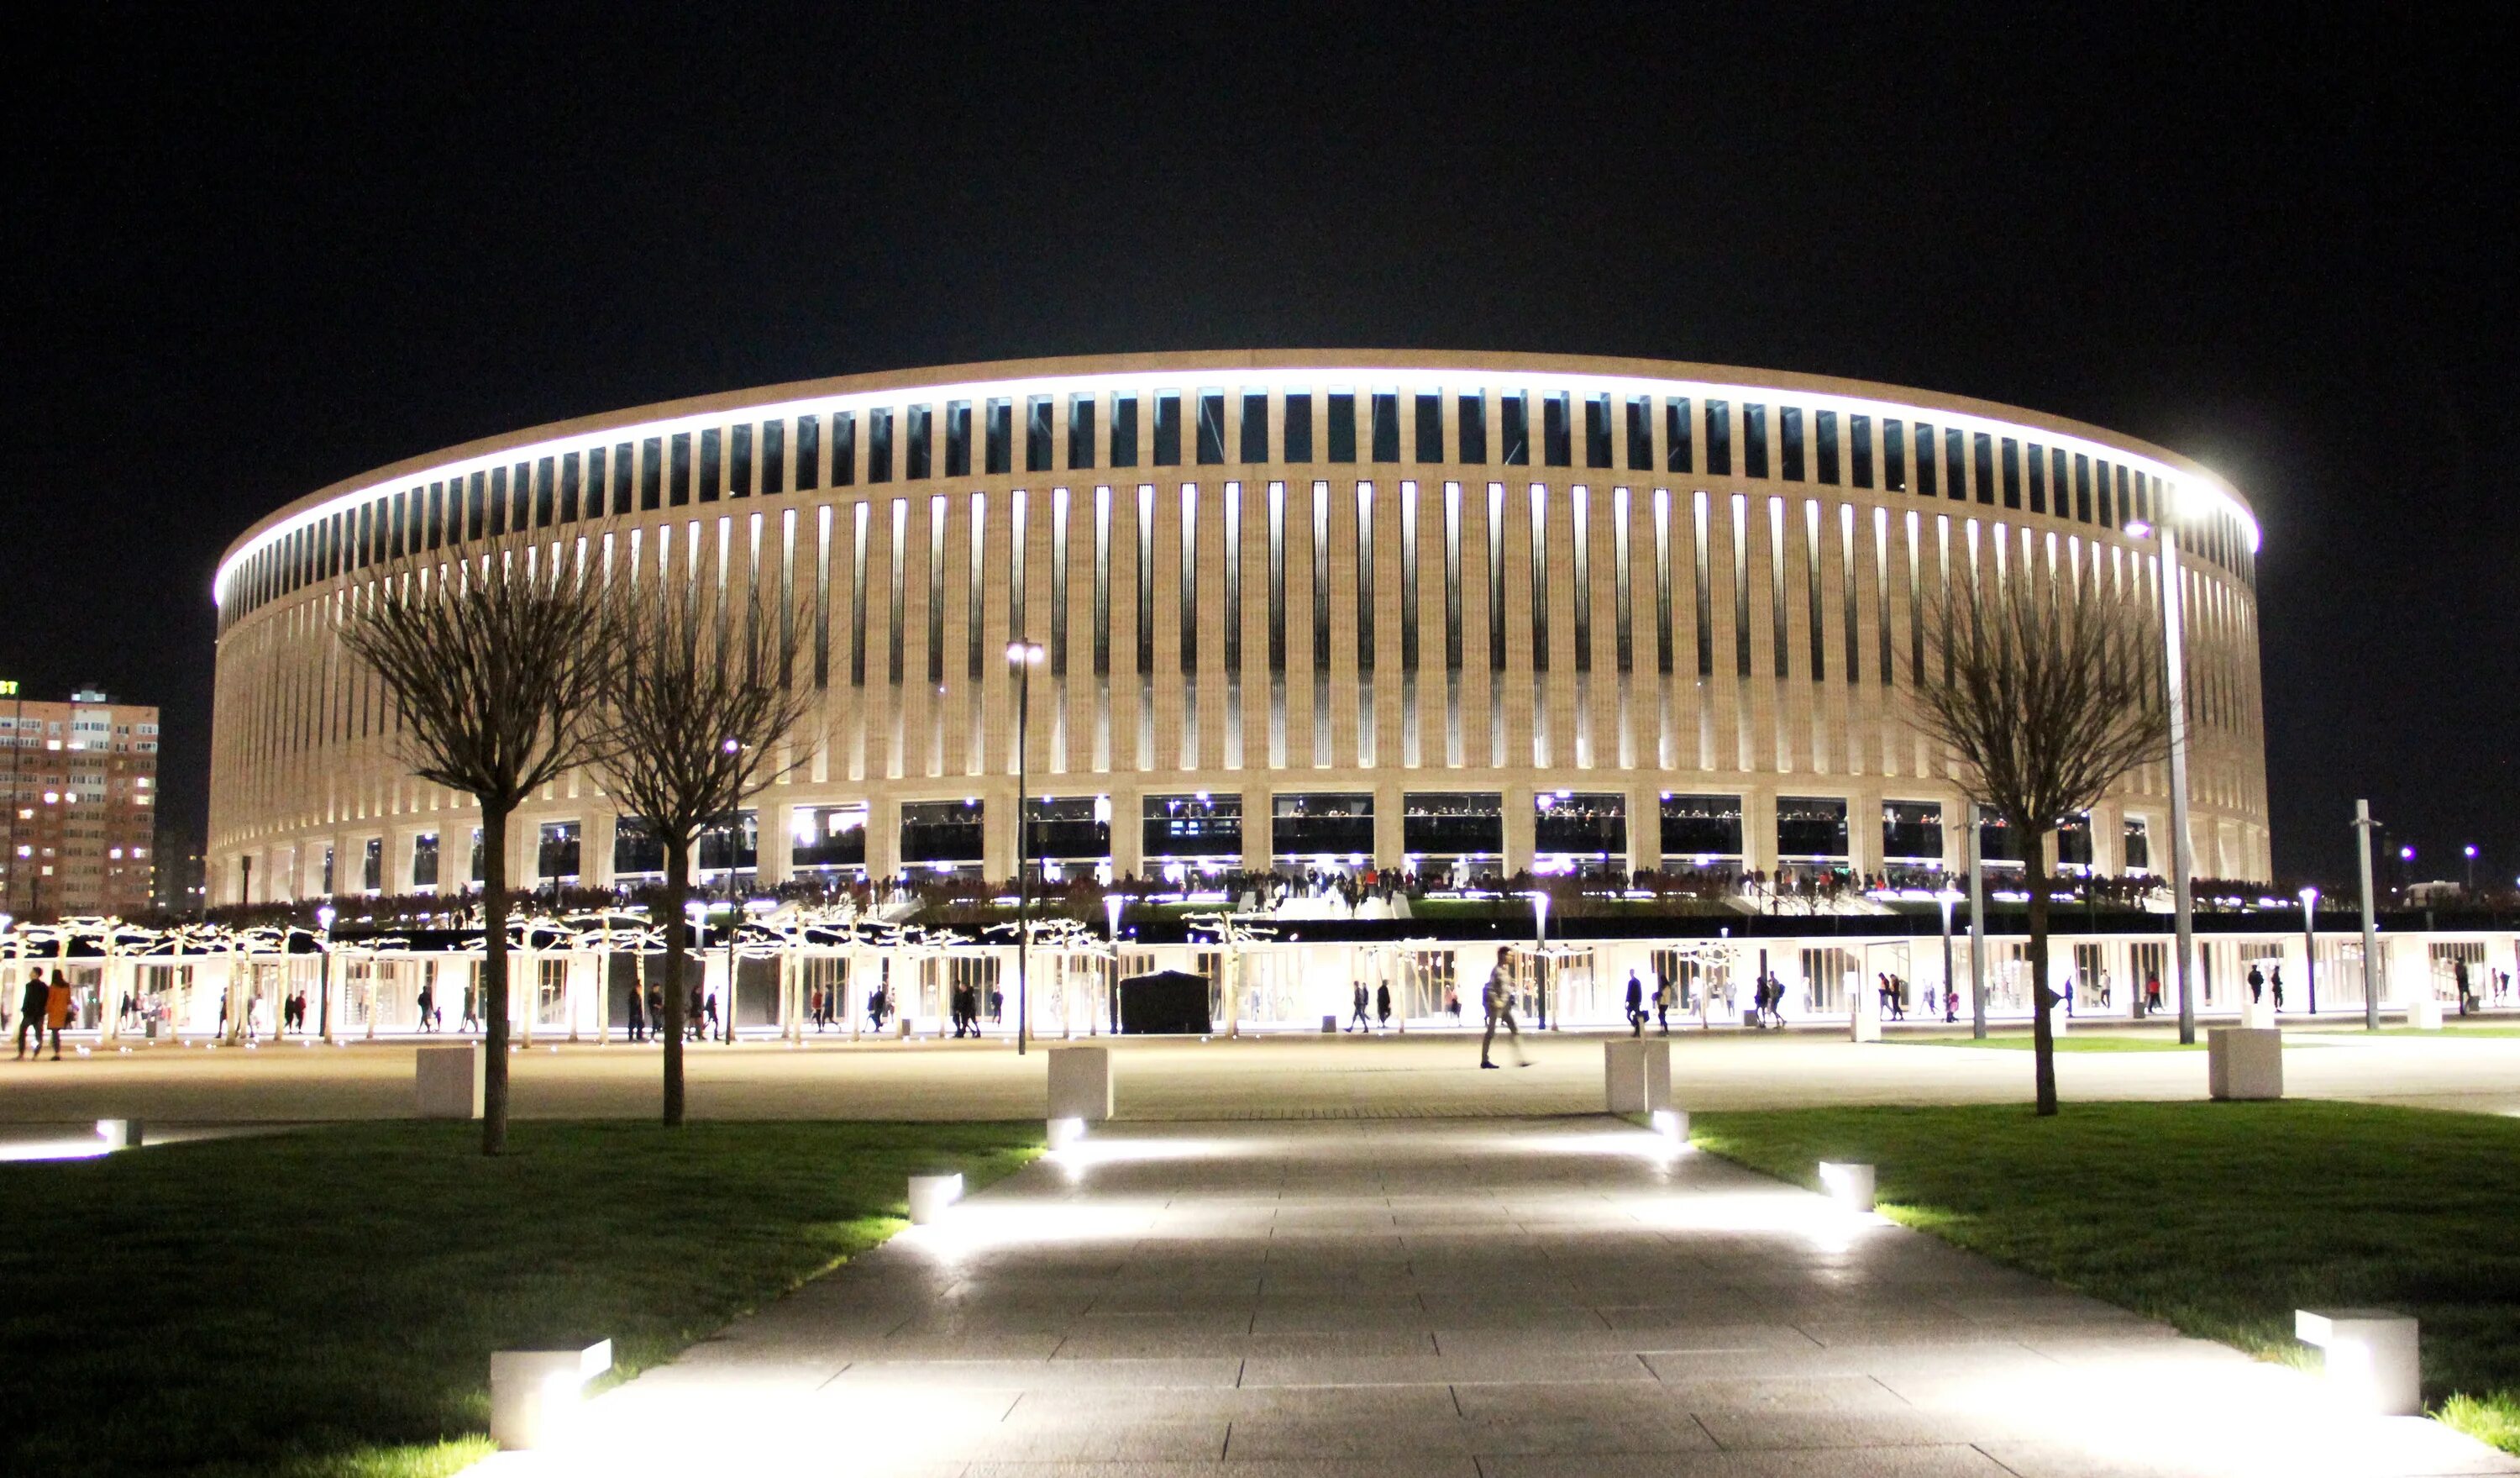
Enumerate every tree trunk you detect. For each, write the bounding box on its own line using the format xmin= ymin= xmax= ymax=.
xmin=480 ymin=802 xmax=512 ymax=1155
xmin=2024 ymin=823 xmax=2058 ymax=1117
xmin=660 ymin=834 xmax=690 ymax=1127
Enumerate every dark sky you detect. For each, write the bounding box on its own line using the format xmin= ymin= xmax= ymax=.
xmin=6 ymin=4 xmax=2512 ymax=886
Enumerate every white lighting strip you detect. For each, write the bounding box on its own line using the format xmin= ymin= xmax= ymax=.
xmin=217 ymin=365 xmax=2257 ymax=604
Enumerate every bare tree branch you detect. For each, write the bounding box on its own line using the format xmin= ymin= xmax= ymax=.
xmin=589 ymin=550 xmax=812 ymax=1125
xmin=1908 ymin=556 xmax=2167 ymax=1115
xmin=337 ymin=532 xmax=612 ymax=1154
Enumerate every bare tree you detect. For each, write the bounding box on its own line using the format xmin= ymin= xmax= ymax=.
xmin=1908 ymin=560 xmax=2165 ymax=1115
xmin=339 ymin=534 xmax=612 ymax=1153
xmin=591 ymin=560 xmax=811 ymax=1126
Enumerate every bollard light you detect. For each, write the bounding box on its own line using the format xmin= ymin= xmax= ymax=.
xmin=96 ymin=1118 xmax=143 ymax=1151
xmin=489 ymin=1339 xmax=611 ymax=1450
xmin=1047 ymin=1116 xmax=1086 ymax=1151
xmin=1650 ymin=1108 xmax=1688 ymax=1144
xmin=2296 ymin=1308 xmax=2420 ymax=1416
xmin=1818 ymin=1160 xmax=1877 ymax=1212
xmin=907 ymin=1172 xmax=964 ymax=1224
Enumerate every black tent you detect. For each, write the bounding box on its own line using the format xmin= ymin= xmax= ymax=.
xmin=1117 ymin=969 xmax=1211 ymax=1035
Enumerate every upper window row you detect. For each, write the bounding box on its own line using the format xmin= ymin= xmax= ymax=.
xmin=223 ymin=387 xmax=2244 ymax=622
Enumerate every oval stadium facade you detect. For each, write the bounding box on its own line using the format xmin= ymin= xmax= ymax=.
xmin=208 ymin=350 xmax=2268 ymax=902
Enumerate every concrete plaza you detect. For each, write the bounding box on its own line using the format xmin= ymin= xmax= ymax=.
xmin=5 ymin=1025 xmax=2520 ymax=1126
xmin=480 ymin=1116 xmax=2515 ymax=1477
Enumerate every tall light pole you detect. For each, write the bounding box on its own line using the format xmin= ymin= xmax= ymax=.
xmin=2353 ymin=801 xmax=2382 ymax=1031
xmin=1936 ymin=886 xmax=1959 ymax=1024
xmin=1966 ymin=802 xmax=1987 ymax=1039
xmin=2464 ymin=844 xmax=2478 ymax=896
xmin=316 ymin=903 xmax=336 ymax=1043
xmin=2 ymin=678 xmax=21 ymax=918
xmin=2128 ymin=518 xmax=2198 ymax=1045
xmin=1103 ymin=890 xmax=1125 ymax=1036
xmin=1530 ymin=889 xmax=1551 ymax=1029
xmin=1007 ymin=639 xmax=1045 ymax=1055
xmin=2298 ymin=885 xmax=2320 ymax=1017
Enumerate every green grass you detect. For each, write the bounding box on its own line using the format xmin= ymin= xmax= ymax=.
xmin=0 ymin=1120 xmax=1041 ymax=1477
xmin=1693 ymin=1102 xmax=2520 ymax=1453
xmin=1889 ymin=1031 xmax=2202 ymax=1052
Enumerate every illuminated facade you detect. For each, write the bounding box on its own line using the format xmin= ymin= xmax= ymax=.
xmin=208 ymin=351 xmax=2268 ymax=903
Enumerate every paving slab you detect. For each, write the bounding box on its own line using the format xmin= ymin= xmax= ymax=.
xmin=473 ymin=1116 xmax=2520 ymax=1477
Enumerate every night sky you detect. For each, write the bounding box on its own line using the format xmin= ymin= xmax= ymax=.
xmin=6 ymin=5 xmax=2511 ymax=886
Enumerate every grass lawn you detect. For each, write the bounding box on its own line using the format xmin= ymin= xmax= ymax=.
xmin=1888 ymin=1031 xmax=2200 ymax=1052
xmin=1693 ymin=1102 xmax=2520 ymax=1454
xmin=0 ymin=1120 xmax=1040 ymax=1478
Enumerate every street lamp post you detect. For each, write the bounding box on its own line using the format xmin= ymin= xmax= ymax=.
xmin=1966 ymin=803 xmax=1987 ymax=1039
xmin=1007 ymin=639 xmax=1045 ymax=1055
xmin=2128 ymin=518 xmax=2199 ymax=1045
xmin=1103 ymin=890 xmax=1124 ymax=1036
xmin=2465 ymin=844 xmax=2478 ymax=897
xmin=1530 ymin=890 xmax=1551 ymax=1029
xmin=2299 ymin=886 xmax=2320 ymax=1018
xmin=1936 ymin=887 xmax=1959 ymax=1024
xmin=2353 ymin=801 xmax=2383 ymax=1032
xmin=316 ymin=903 xmax=336 ymax=1043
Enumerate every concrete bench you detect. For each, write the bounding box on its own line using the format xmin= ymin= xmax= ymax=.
xmin=2207 ymin=1027 xmax=2282 ymax=1101
xmin=1048 ymin=1044 xmax=1112 ymax=1123
xmin=415 ymin=1044 xmax=486 ymax=1119
xmin=1604 ymin=1039 xmax=1672 ymax=1115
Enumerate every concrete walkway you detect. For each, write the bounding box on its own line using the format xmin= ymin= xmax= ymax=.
xmin=13 ymin=1028 xmax=2520 ymax=1123
xmin=491 ymin=1117 xmax=2517 ymax=1477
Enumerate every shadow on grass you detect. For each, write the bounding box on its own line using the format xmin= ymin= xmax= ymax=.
xmin=1693 ymin=1101 xmax=2520 ymax=1454
xmin=0 ymin=1119 xmax=1040 ymax=1477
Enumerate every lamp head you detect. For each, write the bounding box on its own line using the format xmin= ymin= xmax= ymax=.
xmin=2123 ymin=519 xmax=2151 ymax=539
xmin=316 ymin=905 xmax=336 ymax=929
xmin=2298 ymin=886 xmax=2319 ymax=907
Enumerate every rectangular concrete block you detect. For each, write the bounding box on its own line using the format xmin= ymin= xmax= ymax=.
xmin=1048 ymin=1044 xmax=1114 ymax=1123
xmin=96 ymin=1118 xmax=144 ymax=1151
xmin=2405 ymin=996 xmax=2443 ymax=1030
xmin=1604 ymin=1039 xmax=1672 ymax=1115
xmin=2208 ymin=1027 xmax=2283 ymax=1101
xmin=416 ymin=1044 xmax=486 ymax=1119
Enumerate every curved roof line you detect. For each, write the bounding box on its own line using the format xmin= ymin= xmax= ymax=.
xmin=218 ymin=350 xmax=2256 ymax=595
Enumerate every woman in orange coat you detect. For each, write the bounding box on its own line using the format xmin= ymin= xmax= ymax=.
xmin=44 ymin=967 xmax=74 ymax=1060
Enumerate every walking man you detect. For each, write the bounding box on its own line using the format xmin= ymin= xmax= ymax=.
xmin=1479 ymin=945 xmax=1526 ymax=1069
xmin=14 ymin=967 xmax=46 ymax=1059
xmin=1348 ymin=981 xmax=1372 ymax=1033
xmin=416 ymin=981 xmax=436 ymax=1034
xmin=2248 ymin=962 xmax=2265 ymax=1005
xmin=1374 ymin=980 xmax=1392 ymax=1031
xmin=626 ymin=982 xmax=646 ymax=1042
xmin=45 ymin=968 xmax=73 ymax=1060
xmin=1625 ymin=970 xmax=1646 ymax=1037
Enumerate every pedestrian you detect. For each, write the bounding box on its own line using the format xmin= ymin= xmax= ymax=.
xmin=1624 ymin=970 xmax=1646 ymax=1037
xmin=417 ymin=981 xmax=436 ymax=1034
xmin=461 ymin=986 xmax=480 ymax=1033
xmin=627 ymin=983 xmax=647 ymax=1042
xmin=2145 ymin=971 xmax=2163 ymax=1016
xmin=1348 ymin=981 xmax=1371 ymax=1033
xmin=1944 ymin=983 xmax=1958 ymax=1024
xmin=2270 ymin=967 xmax=2284 ymax=1012
xmin=646 ymin=985 xmax=666 ymax=1040
xmin=2454 ymin=960 xmax=2472 ymax=1015
xmin=2247 ymin=963 xmax=2265 ymax=1004
xmin=805 ymin=983 xmax=822 ymax=1034
xmin=1375 ymin=981 xmax=1392 ymax=1030
xmin=15 ymin=966 xmax=46 ymax=1060
xmin=45 ymin=968 xmax=74 ymax=1060
xmin=703 ymin=991 xmax=720 ymax=1037
xmin=1444 ymin=986 xmax=1462 ymax=1023
xmin=1655 ymin=974 xmax=1672 ymax=1035
xmin=1479 ymin=945 xmax=1526 ymax=1069
xmin=688 ymin=985 xmax=705 ymax=1040
xmin=990 ymin=986 xmax=1004 ymax=1023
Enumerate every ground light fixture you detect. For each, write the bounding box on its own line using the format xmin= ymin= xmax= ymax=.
xmin=907 ymin=1172 xmax=964 ymax=1225
xmin=2295 ymin=1307 xmax=2422 ymax=1416
xmin=1650 ymin=1108 xmax=1688 ymax=1143
xmin=1817 ymin=1160 xmax=1877 ymax=1212
xmin=489 ymin=1338 xmax=612 ymax=1450
xmin=1047 ymin=1116 xmax=1086 ymax=1151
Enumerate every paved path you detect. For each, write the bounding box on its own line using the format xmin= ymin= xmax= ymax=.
xmin=489 ymin=1118 xmax=2515 ymax=1477
xmin=8 ymin=1028 xmax=2520 ymax=1123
